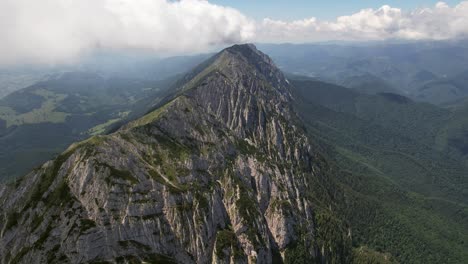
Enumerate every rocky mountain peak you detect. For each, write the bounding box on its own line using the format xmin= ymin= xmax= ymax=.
xmin=126 ymin=43 xmax=293 ymax=138
xmin=0 ymin=45 xmax=350 ymax=264
xmin=167 ymin=43 xmax=289 ymax=100
xmin=219 ymin=43 xmax=276 ymax=72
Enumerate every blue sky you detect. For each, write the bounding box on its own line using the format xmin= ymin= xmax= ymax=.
xmin=211 ymin=0 xmax=462 ymax=20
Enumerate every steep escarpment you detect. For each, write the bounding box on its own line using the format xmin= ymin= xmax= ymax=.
xmin=0 ymin=45 xmax=351 ymax=263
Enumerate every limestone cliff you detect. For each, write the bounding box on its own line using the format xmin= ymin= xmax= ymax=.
xmin=0 ymin=44 xmax=351 ymax=264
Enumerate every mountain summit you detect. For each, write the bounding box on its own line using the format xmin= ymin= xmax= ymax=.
xmin=0 ymin=44 xmax=350 ymax=263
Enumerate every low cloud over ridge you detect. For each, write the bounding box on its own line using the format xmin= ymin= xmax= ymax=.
xmin=1 ymin=1 xmax=468 ymax=64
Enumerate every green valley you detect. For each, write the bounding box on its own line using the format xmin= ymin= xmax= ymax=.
xmin=0 ymin=72 xmax=174 ymax=181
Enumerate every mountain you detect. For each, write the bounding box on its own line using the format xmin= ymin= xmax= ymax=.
xmin=258 ymin=41 xmax=468 ymax=104
xmin=337 ymin=73 xmax=400 ymax=95
xmin=412 ymin=70 xmax=468 ymax=105
xmin=289 ymin=77 xmax=468 ymax=163
xmin=0 ymin=45 xmax=353 ymax=263
xmin=291 ymin=78 xmax=468 ymax=262
xmin=290 ymin=79 xmax=451 ymax=145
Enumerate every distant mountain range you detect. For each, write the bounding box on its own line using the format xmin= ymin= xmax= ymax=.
xmin=259 ymin=40 xmax=468 ymax=105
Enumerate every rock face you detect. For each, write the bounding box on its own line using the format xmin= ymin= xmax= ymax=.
xmin=0 ymin=44 xmax=351 ymax=263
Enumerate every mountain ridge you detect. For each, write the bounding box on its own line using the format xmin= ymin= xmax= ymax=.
xmin=0 ymin=44 xmax=352 ymax=263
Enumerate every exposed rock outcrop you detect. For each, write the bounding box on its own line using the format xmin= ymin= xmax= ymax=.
xmin=0 ymin=44 xmax=351 ymax=263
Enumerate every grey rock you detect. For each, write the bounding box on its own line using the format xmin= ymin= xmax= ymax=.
xmin=0 ymin=44 xmax=350 ymax=263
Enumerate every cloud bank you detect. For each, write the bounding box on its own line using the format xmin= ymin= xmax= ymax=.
xmin=258 ymin=1 xmax=468 ymax=42
xmin=1 ymin=1 xmax=468 ymax=64
xmin=0 ymin=0 xmax=254 ymax=64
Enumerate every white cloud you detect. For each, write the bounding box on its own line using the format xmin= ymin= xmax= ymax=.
xmin=257 ymin=1 xmax=468 ymax=42
xmin=1 ymin=1 xmax=468 ymax=65
xmin=0 ymin=0 xmax=254 ymax=65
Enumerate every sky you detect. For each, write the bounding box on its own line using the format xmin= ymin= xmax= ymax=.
xmin=211 ymin=0 xmax=462 ymax=20
xmin=1 ymin=0 xmax=468 ymax=65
